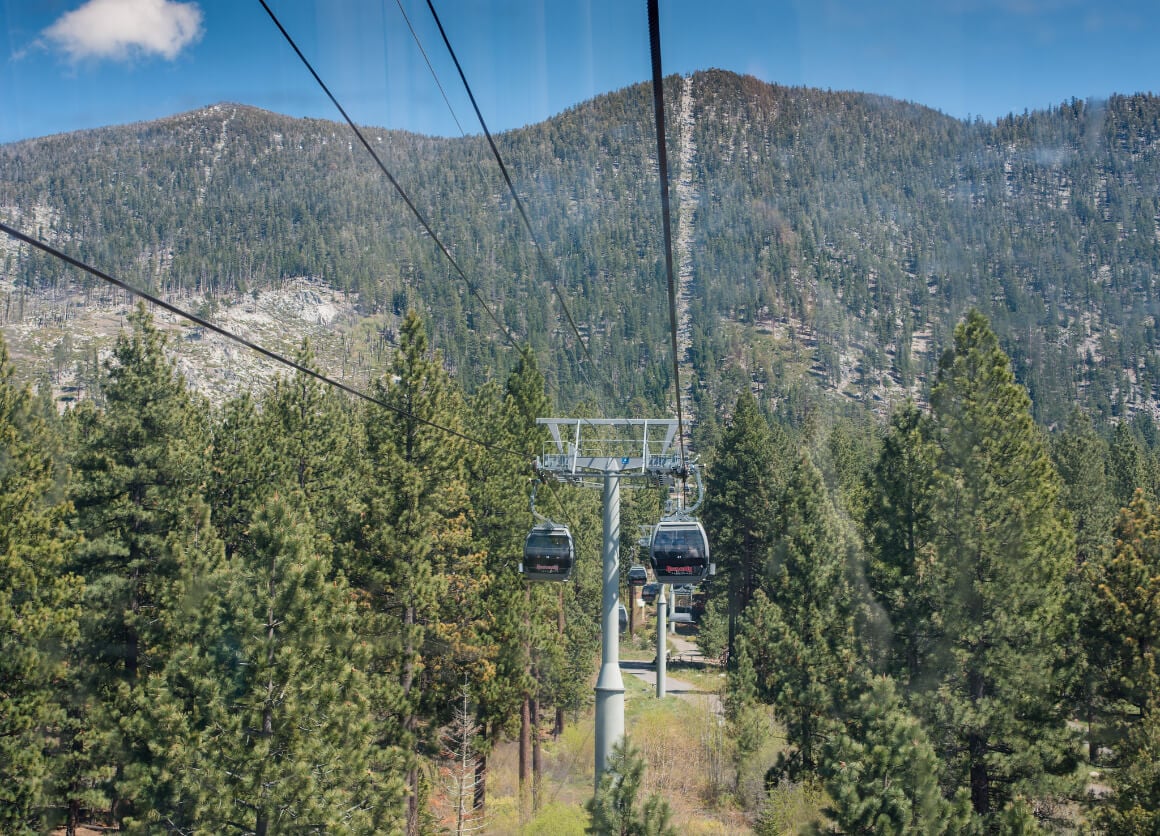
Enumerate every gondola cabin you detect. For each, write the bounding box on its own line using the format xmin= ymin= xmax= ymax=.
xmin=649 ymin=518 xmax=710 ymax=585
xmin=521 ymin=523 xmax=575 ymax=582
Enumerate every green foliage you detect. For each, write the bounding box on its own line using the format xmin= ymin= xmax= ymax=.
xmin=1086 ymin=492 xmax=1160 ymax=725
xmin=524 ymin=801 xmax=589 ymax=835
xmin=918 ymin=310 xmax=1079 ymax=820
xmin=70 ymin=304 xmax=214 ymax=678
xmin=861 ymin=403 xmax=939 ymax=682
xmin=1093 ymin=705 xmax=1160 ymax=834
xmin=586 ymin=738 xmax=677 ymax=836
xmin=120 ymin=495 xmax=401 ymax=832
xmin=1051 ymin=410 xmax=1115 ymax=565
xmin=0 ymin=336 xmax=82 ymax=832
xmin=741 ymin=454 xmax=858 ymax=779
xmin=350 ymin=311 xmax=483 ymax=829
xmin=753 ymin=778 xmax=827 ymax=836
xmin=1108 ymin=422 xmax=1154 ymax=509
xmin=702 ymin=389 xmax=787 ymax=657
xmin=814 ymin=677 xmax=971 ymax=835
xmin=66 ymin=305 xmax=221 ymax=822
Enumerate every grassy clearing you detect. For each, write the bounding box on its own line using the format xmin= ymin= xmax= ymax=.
xmin=462 ymin=647 xmax=770 ymax=833
xmin=431 ymin=620 xmax=830 ymax=835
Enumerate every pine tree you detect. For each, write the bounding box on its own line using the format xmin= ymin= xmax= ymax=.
xmin=1093 ymin=704 xmax=1160 ymax=834
xmin=741 ymin=453 xmax=857 ymax=779
xmin=814 ymin=677 xmax=971 ymax=836
xmin=586 ymin=739 xmax=677 ymax=836
xmin=1050 ymin=409 xmax=1114 ymax=565
xmin=0 ymin=337 xmax=82 ymax=833
xmin=1086 ymin=492 xmax=1160 ymax=730
xmin=353 ymin=310 xmax=480 ymax=835
xmin=862 ymin=402 xmax=939 ymax=683
xmin=259 ymin=341 xmax=360 ymax=537
xmin=124 ymin=495 xmax=400 ymax=833
xmin=1108 ymin=421 xmax=1151 ymax=509
xmin=206 ymin=392 xmax=271 ymax=559
xmin=919 ymin=310 xmax=1078 ymax=820
xmin=70 ymin=304 xmax=212 ymax=678
xmin=703 ymin=389 xmax=786 ymax=660
xmin=464 ymin=349 xmax=580 ymax=816
xmin=1052 ymin=409 xmax=1116 ymax=763
xmin=66 ymin=304 xmax=218 ymax=823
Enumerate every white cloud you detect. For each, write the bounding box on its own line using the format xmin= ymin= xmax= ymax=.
xmin=43 ymin=0 xmax=204 ymax=63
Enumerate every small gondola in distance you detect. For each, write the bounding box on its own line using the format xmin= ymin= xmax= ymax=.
xmin=649 ymin=517 xmax=710 ymax=585
xmin=521 ymin=521 xmax=575 ymax=582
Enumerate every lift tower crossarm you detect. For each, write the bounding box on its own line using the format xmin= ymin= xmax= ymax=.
xmin=535 ymin=419 xmax=682 ymax=481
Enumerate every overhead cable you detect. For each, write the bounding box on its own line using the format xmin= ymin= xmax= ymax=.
xmin=258 ymin=0 xmax=522 ymax=353
xmin=646 ymin=0 xmax=688 ymax=476
xmin=0 ymin=221 xmax=528 ymax=461
xmin=424 ymin=0 xmax=606 ymax=389
xmin=392 ymin=0 xmax=469 ymax=137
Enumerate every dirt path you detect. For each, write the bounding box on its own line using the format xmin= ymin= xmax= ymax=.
xmin=620 ymin=627 xmax=724 ymax=720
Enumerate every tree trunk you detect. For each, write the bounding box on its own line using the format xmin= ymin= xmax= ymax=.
xmin=519 ymin=697 xmax=530 ymax=791
xmin=257 ymin=559 xmax=278 ymax=836
xmin=969 ymin=733 xmax=989 ymax=815
xmin=555 ymin=588 xmax=566 ymax=737
xmin=406 ymin=766 xmax=419 ymax=836
xmin=519 ymin=586 xmax=532 ymax=817
xmin=474 ymin=751 xmax=487 ymax=818
xmin=968 ymin=669 xmax=989 ymax=815
xmin=403 ymin=604 xmax=420 ymax=836
xmin=531 ymin=698 xmax=542 ymax=813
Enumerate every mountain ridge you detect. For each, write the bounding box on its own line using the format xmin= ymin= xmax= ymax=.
xmin=2 ymin=70 xmax=1160 ymax=429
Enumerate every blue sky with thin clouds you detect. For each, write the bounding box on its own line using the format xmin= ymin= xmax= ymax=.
xmin=3 ymin=0 xmax=1160 ymax=144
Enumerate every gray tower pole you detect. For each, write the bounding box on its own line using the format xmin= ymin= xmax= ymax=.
xmin=594 ymin=466 xmax=624 ymax=788
xmin=656 ymin=588 xmax=667 ymax=698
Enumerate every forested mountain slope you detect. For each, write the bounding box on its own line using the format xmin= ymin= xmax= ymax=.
xmin=3 ymin=70 xmax=1160 ymax=425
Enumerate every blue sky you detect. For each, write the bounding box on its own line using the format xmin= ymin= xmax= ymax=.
xmin=3 ymin=0 xmax=1160 ymax=144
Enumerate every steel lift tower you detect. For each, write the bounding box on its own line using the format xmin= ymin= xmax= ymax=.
xmin=535 ymin=418 xmax=685 ymax=788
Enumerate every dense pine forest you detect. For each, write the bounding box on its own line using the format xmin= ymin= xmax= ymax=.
xmin=6 ymin=305 xmax=1160 ymax=832
xmin=5 ymin=70 xmax=1160 ymax=832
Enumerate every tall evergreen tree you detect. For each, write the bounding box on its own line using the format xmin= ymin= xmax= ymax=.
xmin=1108 ymin=421 xmax=1152 ymax=510
xmin=1050 ymin=409 xmax=1114 ymax=566
xmin=465 ymin=349 xmax=586 ymax=815
xmin=260 ymin=341 xmax=360 ymax=537
xmin=0 ymin=337 xmax=82 ymax=833
xmin=1084 ymin=492 xmax=1160 ymax=831
xmin=353 ymin=310 xmax=479 ymax=835
xmin=702 ymin=389 xmax=785 ymax=660
xmin=1052 ymin=409 xmax=1116 ymax=763
xmin=1085 ymin=491 xmax=1160 ymax=731
xmin=66 ymin=304 xmax=218 ymax=823
xmin=124 ymin=495 xmax=400 ymax=833
xmin=741 ymin=453 xmax=857 ymax=779
xmin=206 ymin=392 xmax=272 ymax=560
xmin=919 ymin=310 xmax=1077 ymax=820
xmin=70 ymin=304 xmax=212 ymax=679
xmin=815 ymin=677 xmax=971 ymax=836
xmin=862 ymin=402 xmax=938 ymax=683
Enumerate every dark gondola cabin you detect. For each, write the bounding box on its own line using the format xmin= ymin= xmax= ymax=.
xmin=649 ymin=519 xmax=709 ymax=585
xmin=521 ymin=523 xmax=575 ymax=582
